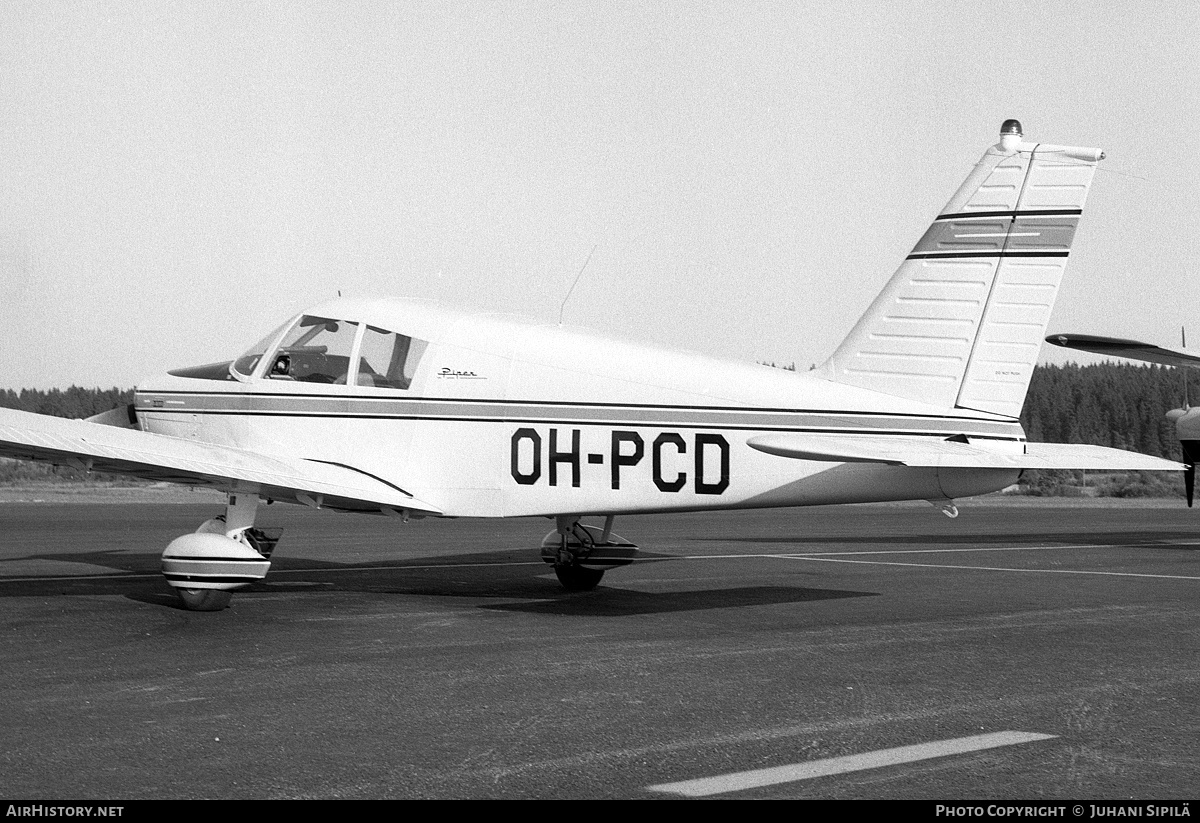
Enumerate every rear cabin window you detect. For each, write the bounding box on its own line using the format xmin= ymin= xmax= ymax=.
xmin=356 ymin=326 xmax=427 ymax=389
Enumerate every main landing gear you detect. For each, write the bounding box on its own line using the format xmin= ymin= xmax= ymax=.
xmin=160 ymin=500 xmax=636 ymax=608
xmin=160 ymin=491 xmax=281 ymax=611
xmin=540 ymin=514 xmax=638 ymax=592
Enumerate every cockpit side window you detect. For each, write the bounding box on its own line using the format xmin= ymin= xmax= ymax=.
xmin=356 ymin=326 xmax=428 ymax=389
xmin=267 ymin=316 xmax=360 ymax=384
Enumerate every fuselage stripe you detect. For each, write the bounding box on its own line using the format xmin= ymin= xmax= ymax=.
xmin=134 ymin=408 xmax=1021 ymax=440
xmin=136 ymin=390 xmax=1010 ymax=419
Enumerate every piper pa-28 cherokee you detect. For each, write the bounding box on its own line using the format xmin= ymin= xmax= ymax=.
xmin=0 ymin=120 xmax=1181 ymax=610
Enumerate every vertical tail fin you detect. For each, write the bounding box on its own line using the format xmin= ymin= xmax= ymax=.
xmin=818 ymin=120 xmax=1104 ymax=418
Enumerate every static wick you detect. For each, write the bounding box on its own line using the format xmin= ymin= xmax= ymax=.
xmin=558 ymin=245 xmax=599 ymax=327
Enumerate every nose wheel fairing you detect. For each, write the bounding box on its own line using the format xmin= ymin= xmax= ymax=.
xmin=161 ymin=491 xmax=278 ymax=611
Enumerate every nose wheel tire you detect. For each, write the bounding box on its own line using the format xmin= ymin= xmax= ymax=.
xmin=175 ymin=589 xmax=233 ymax=612
xmin=554 ymin=564 xmax=604 ymax=592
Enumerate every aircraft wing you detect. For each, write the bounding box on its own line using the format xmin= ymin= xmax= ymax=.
xmin=0 ymin=406 xmax=442 ymax=514
xmin=1046 ymin=334 xmax=1200 ymax=369
xmin=745 ymin=433 xmax=1182 ymax=471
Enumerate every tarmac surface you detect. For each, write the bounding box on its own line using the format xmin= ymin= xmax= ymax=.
xmin=1 ymin=496 xmax=1198 ymax=799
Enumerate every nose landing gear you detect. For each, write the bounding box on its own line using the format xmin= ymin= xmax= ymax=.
xmin=161 ymin=490 xmax=280 ymax=611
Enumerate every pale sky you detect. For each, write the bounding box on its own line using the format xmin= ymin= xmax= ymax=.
xmin=2 ymin=1 xmax=1197 ymax=390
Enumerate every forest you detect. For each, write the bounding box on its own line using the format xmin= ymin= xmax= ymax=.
xmin=0 ymin=363 xmax=1191 ymax=497
xmin=1019 ymin=362 xmax=1187 ymax=497
xmin=0 ymin=387 xmax=135 ymax=484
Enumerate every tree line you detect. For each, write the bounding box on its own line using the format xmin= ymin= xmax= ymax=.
xmin=0 ymin=386 xmax=134 ymax=420
xmin=0 ymin=387 xmax=135 ymax=483
xmin=1018 ymin=363 xmax=1187 ymax=497
xmin=1021 ymin=362 xmax=1185 ymax=459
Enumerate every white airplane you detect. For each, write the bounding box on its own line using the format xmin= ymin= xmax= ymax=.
xmin=0 ymin=120 xmax=1181 ymax=611
xmin=1046 ymin=332 xmax=1200 ymax=504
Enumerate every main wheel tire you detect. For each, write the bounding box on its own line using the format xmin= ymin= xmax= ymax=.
xmin=554 ymin=564 xmax=604 ymax=592
xmin=175 ymin=588 xmax=233 ymax=611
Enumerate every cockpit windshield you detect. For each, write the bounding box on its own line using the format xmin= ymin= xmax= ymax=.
xmin=266 ymin=316 xmax=360 ymax=384
xmin=231 ymin=320 xmax=292 ymax=379
xmin=231 ymin=313 xmax=429 ymax=389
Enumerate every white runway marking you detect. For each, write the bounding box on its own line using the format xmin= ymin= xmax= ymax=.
xmin=647 ymin=731 xmax=1055 ymax=797
xmin=8 ymin=542 xmax=1196 ymax=584
xmin=271 ymin=560 xmax=546 ymax=574
xmin=684 ymin=541 xmax=1200 ymax=561
xmin=0 ymin=559 xmax=546 ymax=584
xmin=785 ymin=555 xmax=1200 ymax=580
xmin=2 ymin=571 xmax=156 ymax=581
xmin=784 ymin=544 xmax=1161 ymax=556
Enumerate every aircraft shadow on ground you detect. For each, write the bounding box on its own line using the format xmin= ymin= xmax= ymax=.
xmin=478 ymin=584 xmax=876 ymax=617
xmin=254 ymin=549 xmax=879 ymax=616
xmin=0 ymin=545 xmax=879 ymax=615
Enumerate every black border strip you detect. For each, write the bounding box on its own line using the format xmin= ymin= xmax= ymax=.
xmin=935 ymin=208 xmax=1082 ymax=220
xmin=907 ymin=251 xmax=1070 ymax=260
xmin=161 ymin=557 xmax=267 ymax=563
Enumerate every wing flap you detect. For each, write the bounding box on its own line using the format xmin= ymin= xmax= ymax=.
xmin=0 ymin=407 xmax=442 ymax=514
xmin=746 ymin=433 xmax=1181 ymax=471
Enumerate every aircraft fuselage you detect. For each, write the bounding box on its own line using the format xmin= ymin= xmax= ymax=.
xmin=135 ymin=298 xmax=1024 ymax=518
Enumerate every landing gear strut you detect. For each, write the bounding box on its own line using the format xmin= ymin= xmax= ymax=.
xmin=541 ymin=514 xmax=638 ymax=592
xmin=161 ymin=489 xmax=280 ymax=611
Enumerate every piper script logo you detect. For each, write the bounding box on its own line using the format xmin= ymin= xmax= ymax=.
xmin=437 ymin=367 xmax=485 ymax=380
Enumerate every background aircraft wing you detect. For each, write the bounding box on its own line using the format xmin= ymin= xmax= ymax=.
xmin=746 ymin=433 xmax=1181 ymax=471
xmin=1046 ymin=334 xmax=1200 ymax=369
xmin=0 ymin=406 xmax=442 ymax=514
